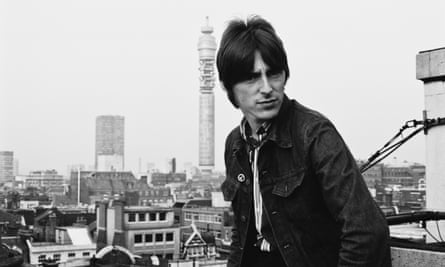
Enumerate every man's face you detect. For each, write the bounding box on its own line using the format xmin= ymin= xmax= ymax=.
xmin=232 ymin=51 xmax=285 ymax=130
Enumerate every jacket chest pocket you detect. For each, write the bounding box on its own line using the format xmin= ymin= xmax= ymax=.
xmin=271 ymin=169 xmax=305 ymax=197
xmin=221 ymin=178 xmax=241 ymax=202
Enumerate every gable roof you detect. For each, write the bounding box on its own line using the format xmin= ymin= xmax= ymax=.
xmin=183 ymin=223 xmax=206 ymax=247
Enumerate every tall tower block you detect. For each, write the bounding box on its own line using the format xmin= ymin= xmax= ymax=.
xmin=95 ymin=115 xmax=125 ymax=171
xmin=198 ymin=17 xmax=217 ymax=174
xmin=0 ymin=151 xmax=14 ymax=183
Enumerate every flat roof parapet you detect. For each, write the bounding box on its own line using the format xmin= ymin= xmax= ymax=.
xmin=123 ymin=206 xmax=172 ymax=212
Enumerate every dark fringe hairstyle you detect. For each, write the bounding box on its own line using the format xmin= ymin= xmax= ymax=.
xmin=216 ymin=15 xmax=290 ymax=108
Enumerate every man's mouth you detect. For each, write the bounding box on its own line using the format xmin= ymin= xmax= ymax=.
xmin=258 ymin=99 xmax=277 ymax=105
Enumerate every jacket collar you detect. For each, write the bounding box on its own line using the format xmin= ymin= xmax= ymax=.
xmin=268 ymin=94 xmax=293 ymax=148
xmin=232 ymin=94 xmax=293 ymax=153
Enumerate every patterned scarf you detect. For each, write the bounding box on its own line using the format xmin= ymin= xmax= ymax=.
xmin=240 ymin=119 xmax=272 ymax=252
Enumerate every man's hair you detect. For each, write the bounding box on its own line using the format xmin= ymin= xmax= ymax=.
xmin=216 ymin=15 xmax=290 ymax=108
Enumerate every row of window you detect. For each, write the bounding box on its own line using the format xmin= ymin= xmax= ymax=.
xmin=139 ymin=190 xmax=170 ymax=197
xmin=184 ymin=212 xmax=222 ymax=223
xmin=187 ymin=247 xmax=205 ymax=256
xmin=134 ymin=232 xmax=174 ymax=245
xmin=128 ymin=212 xmax=167 ymax=222
xmin=26 ymin=181 xmax=63 ymax=184
xmin=141 ymin=198 xmax=170 ymax=204
xmin=37 ymin=252 xmax=91 ymax=262
xmin=184 ymin=246 xmax=216 ymax=258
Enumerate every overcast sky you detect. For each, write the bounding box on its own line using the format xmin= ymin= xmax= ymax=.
xmin=1 ymin=1 xmax=444 ymax=175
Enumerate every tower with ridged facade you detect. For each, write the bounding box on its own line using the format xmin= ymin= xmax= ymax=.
xmin=95 ymin=115 xmax=125 ymax=171
xmin=198 ymin=17 xmax=216 ymax=174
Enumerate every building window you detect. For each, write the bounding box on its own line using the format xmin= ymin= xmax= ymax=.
xmin=138 ymin=213 xmax=145 ymax=221
xmin=215 ymin=231 xmax=221 ymax=238
xmin=68 ymin=253 xmax=76 ymax=258
xmin=134 ymin=234 xmax=143 ymax=243
xmin=159 ymin=212 xmax=166 ymax=221
xmin=166 ymin=253 xmax=173 ymax=260
xmin=128 ymin=213 xmax=136 ymax=222
xmin=145 ymin=233 xmax=153 ymax=243
xmin=155 ymin=233 xmax=163 ymax=242
xmin=166 ymin=232 xmax=174 ymax=242
xmin=82 ymin=252 xmax=90 ymax=257
xmin=38 ymin=255 xmax=46 ymax=262
xmin=53 ymin=254 xmax=61 ymax=261
xmin=149 ymin=213 xmax=156 ymax=221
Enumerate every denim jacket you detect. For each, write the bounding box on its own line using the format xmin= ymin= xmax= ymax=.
xmin=221 ymin=95 xmax=391 ymax=267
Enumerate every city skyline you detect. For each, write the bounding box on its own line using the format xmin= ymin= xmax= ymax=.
xmin=1 ymin=1 xmax=445 ymax=175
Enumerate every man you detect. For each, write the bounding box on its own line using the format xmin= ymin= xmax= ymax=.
xmin=217 ymin=16 xmax=391 ymax=267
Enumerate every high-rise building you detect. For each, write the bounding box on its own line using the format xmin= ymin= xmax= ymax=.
xmin=197 ymin=17 xmax=216 ymax=174
xmin=0 ymin=151 xmax=14 ymax=183
xmin=95 ymin=115 xmax=125 ymax=171
xmin=166 ymin=157 xmax=176 ymax=173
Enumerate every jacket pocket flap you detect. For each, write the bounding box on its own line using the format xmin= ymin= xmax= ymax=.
xmin=272 ymin=170 xmax=304 ymax=197
xmin=221 ymin=178 xmax=240 ymax=201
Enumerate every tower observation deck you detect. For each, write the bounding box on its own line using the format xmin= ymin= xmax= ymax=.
xmin=198 ymin=17 xmax=217 ymax=173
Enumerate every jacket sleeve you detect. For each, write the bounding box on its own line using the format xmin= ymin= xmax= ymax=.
xmin=222 ymin=133 xmax=243 ymax=267
xmin=307 ymin=119 xmax=391 ymax=267
xmin=227 ymin=226 xmax=242 ymax=266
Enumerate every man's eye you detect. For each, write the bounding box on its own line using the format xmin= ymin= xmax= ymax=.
xmin=246 ymin=76 xmax=257 ymax=83
xmin=244 ymin=73 xmax=260 ymax=83
xmin=267 ymin=70 xmax=283 ymax=79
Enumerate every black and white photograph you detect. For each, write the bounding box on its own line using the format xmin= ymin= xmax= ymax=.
xmin=1 ymin=1 xmax=445 ymax=266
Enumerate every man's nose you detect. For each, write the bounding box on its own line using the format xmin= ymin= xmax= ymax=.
xmin=259 ymin=74 xmax=273 ymax=94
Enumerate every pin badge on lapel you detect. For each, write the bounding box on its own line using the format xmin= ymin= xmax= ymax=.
xmin=237 ymin=174 xmax=246 ymax=183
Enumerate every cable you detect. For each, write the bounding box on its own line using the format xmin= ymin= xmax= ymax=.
xmin=360 ymin=126 xmax=425 ymax=173
xmin=424 ymin=227 xmax=441 ymax=243
xmin=358 ymin=115 xmax=445 ymax=173
xmin=359 ymin=121 xmax=418 ymax=173
xmin=436 ymin=220 xmax=444 ymax=242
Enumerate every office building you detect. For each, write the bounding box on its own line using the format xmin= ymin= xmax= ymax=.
xmin=166 ymin=158 xmax=176 ymax=173
xmin=96 ymin=199 xmax=181 ymax=260
xmin=151 ymin=172 xmax=186 ymax=186
xmin=95 ymin=115 xmax=125 ymax=171
xmin=27 ymin=226 xmax=96 ymax=266
xmin=0 ymin=151 xmax=14 ymax=183
xmin=23 ymin=169 xmax=64 ymax=190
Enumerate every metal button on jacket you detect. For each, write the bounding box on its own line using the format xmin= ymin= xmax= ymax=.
xmin=237 ymin=174 xmax=246 ymax=183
